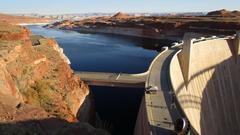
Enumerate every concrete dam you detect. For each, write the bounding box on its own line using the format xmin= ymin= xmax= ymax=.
xmin=169 ymin=33 xmax=240 ymax=135
xmin=77 ymin=32 xmax=240 ymax=135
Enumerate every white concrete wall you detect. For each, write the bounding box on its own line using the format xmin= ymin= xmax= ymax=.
xmin=170 ymin=38 xmax=240 ymax=134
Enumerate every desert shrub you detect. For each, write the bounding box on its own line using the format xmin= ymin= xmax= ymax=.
xmin=22 ymin=80 xmax=55 ymax=111
xmin=22 ymin=79 xmax=70 ymax=119
xmin=22 ymin=87 xmax=40 ymax=106
xmin=34 ymin=80 xmax=55 ymax=111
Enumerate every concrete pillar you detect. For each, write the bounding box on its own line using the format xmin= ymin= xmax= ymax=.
xmin=177 ymin=33 xmax=196 ymax=87
xmin=228 ymin=32 xmax=240 ymax=64
xmin=233 ymin=31 xmax=240 ymax=63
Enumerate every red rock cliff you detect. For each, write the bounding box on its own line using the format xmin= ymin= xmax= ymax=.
xmin=47 ymin=10 xmax=240 ymax=40
xmin=0 ymin=13 xmax=51 ymax=24
xmin=0 ymin=21 xmax=109 ymax=135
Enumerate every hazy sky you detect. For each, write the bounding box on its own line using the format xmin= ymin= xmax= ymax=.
xmin=1 ymin=0 xmax=240 ymax=14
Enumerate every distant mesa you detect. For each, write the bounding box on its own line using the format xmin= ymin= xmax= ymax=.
xmin=207 ymin=9 xmax=240 ymax=17
xmin=0 ymin=13 xmax=51 ymax=24
xmin=111 ymin=12 xmax=131 ymax=19
xmin=207 ymin=9 xmax=231 ymax=17
xmin=232 ymin=10 xmax=240 ymax=16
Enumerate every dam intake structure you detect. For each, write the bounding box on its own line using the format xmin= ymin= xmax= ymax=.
xmin=76 ymin=32 xmax=240 ymax=135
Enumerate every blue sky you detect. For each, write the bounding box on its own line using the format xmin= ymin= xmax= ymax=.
xmin=1 ymin=0 xmax=240 ymax=14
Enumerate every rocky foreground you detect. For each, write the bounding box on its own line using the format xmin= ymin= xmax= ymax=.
xmin=46 ymin=9 xmax=240 ymax=40
xmin=0 ymin=21 xmax=109 ymax=135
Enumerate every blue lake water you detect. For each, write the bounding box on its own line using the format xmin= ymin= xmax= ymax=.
xmin=28 ymin=25 xmax=159 ymax=135
xmin=28 ymin=25 xmax=158 ymax=73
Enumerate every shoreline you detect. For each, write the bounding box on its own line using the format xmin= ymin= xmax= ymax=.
xmin=18 ymin=22 xmax=51 ymax=26
xmin=59 ymin=27 xmax=182 ymax=41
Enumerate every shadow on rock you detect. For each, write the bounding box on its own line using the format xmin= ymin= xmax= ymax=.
xmin=0 ymin=117 xmax=110 ymax=135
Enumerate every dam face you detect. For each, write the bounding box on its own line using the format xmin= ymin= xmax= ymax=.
xmin=170 ymin=35 xmax=240 ymax=134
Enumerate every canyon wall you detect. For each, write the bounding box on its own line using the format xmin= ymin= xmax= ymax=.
xmin=0 ymin=21 xmax=109 ymax=135
xmin=0 ymin=13 xmax=51 ymax=25
xmin=46 ymin=10 xmax=240 ymax=41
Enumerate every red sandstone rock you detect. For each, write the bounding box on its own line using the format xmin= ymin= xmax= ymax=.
xmin=0 ymin=13 xmax=52 ymax=24
xmin=0 ymin=21 xmax=105 ymax=135
xmin=46 ymin=10 xmax=240 ymax=39
xmin=0 ymin=22 xmax=31 ymax=41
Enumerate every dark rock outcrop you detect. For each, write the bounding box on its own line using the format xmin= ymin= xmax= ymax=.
xmin=111 ymin=12 xmax=132 ymax=19
xmin=207 ymin=9 xmax=240 ymax=17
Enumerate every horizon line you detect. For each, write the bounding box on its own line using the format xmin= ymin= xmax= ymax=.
xmin=1 ymin=10 xmax=223 ymax=15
